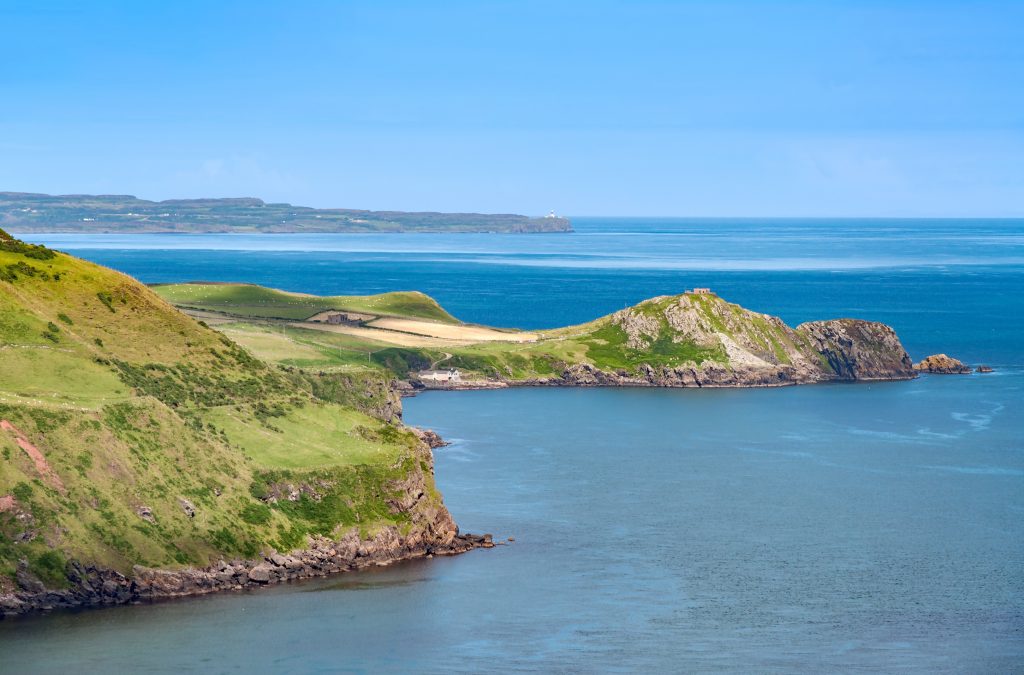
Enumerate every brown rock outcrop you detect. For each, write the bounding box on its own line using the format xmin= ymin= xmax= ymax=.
xmin=913 ymin=353 xmax=972 ymax=374
xmin=797 ymin=319 xmax=916 ymax=380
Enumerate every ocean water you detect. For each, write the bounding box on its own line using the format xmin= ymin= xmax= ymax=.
xmin=3 ymin=219 xmax=1022 ymax=672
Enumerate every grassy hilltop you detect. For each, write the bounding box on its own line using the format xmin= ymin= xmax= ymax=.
xmin=0 ymin=229 xmax=451 ymax=594
xmin=0 ymin=192 xmax=572 ymax=234
xmin=155 ymin=283 xmax=458 ymax=323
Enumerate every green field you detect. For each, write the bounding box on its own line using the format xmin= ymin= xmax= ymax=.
xmin=154 ymin=283 xmax=458 ymax=322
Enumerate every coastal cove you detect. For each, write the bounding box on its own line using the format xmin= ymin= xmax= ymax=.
xmin=2 ymin=379 xmax=1021 ymax=671
xmin=3 ymin=218 xmax=1022 ymax=670
xmin=6 ymin=1 xmax=1024 ymax=669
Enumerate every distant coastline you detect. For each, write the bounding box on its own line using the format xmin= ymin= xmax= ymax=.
xmin=0 ymin=192 xmax=572 ymax=234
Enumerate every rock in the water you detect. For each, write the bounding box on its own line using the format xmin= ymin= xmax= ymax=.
xmin=976 ymin=365 xmax=994 ymax=373
xmin=913 ymin=353 xmax=971 ymax=374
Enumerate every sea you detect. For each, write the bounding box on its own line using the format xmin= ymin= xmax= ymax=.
xmin=2 ymin=218 xmax=1022 ymax=672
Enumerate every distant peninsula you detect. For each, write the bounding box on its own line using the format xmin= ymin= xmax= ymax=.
xmin=0 ymin=192 xmax=572 ymax=234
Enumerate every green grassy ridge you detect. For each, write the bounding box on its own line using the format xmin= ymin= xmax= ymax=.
xmin=0 ymin=229 xmax=444 ymax=589
xmin=153 ymin=283 xmax=459 ymax=323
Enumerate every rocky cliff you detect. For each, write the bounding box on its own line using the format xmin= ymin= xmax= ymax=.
xmin=1 ymin=438 xmax=490 ymax=617
xmin=798 ymin=319 xmax=916 ymax=381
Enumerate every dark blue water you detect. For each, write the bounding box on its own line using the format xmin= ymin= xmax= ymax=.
xmin=4 ymin=219 xmax=1022 ymax=672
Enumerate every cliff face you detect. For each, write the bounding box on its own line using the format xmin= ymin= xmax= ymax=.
xmin=798 ymin=319 xmax=916 ymax=381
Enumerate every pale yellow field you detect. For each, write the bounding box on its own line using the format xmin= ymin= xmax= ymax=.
xmin=365 ymin=318 xmax=538 ymax=342
xmin=290 ymin=322 xmax=467 ymax=347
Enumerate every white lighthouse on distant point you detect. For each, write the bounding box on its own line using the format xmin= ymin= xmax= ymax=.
xmin=545 ymin=210 xmax=558 ymax=219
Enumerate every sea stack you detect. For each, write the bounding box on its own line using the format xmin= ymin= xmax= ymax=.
xmin=913 ymin=353 xmax=972 ymax=374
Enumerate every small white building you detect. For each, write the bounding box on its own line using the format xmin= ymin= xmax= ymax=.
xmin=419 ymin=368 xmax=462 ymax=383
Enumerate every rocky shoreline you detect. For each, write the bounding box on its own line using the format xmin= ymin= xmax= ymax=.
xmin=408 ymin=318 xmax=922 ymax=391
xmin=2 ymin=431 xmax=494 ymax=620
xmin=1 ymin=530 xmax=493 ymax=619
xmin=410 ymin=365 xmax=919 ymax=392
xmin=410 ymin=321 xmax=986 ymax=392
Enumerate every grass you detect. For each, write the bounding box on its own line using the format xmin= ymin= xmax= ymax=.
xmin=219 ymin=322 xmax=395 ymax=371
xmin=579 ymin=321 xmax=727 ymax=370
xmin=206 ymin=403 xmax=411 ymax=469
xmin=0 ymin=349 xmax=129 ymax=409
xmin=153 ymin=283 xmax=459 ymax=323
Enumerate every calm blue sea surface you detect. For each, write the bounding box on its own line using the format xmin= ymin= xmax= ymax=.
xmin=4 ymin=219 xmax=1022 ymax=672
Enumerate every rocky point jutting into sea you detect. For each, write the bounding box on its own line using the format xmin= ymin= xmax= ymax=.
xmin=411 ymin=292 xmax=920 ymax=391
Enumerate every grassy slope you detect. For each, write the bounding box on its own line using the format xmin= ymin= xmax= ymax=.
xmin=154 ymin=283 xmax=458 ymax=322
xmin=0 ymin=232 xmax=439 ymax=589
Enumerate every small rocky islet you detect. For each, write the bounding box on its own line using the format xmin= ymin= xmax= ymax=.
xmin=912 ymin=353 xmax=976 ymax=374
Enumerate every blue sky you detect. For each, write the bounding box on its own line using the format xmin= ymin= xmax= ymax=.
xmin=1 ymin=0 xmax=1021 ymax=216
